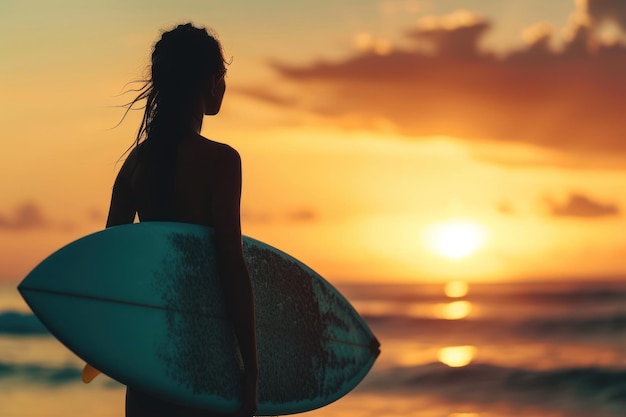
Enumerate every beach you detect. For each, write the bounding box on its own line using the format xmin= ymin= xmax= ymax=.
xmin=2 ymin=280 xmax=625 ymax=417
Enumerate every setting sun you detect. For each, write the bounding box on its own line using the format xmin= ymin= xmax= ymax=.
xmin=422 ymin=221 xmax=489 ymax=260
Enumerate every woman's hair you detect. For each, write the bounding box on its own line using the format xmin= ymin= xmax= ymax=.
xmin=128 ymin=23 xmax=227 ymax=148
xmin=122 ymin=23 xmax=228 ymax=218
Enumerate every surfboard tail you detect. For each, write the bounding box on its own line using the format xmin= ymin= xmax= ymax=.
xmin=82 ymin=363 xmax=101 ymax=383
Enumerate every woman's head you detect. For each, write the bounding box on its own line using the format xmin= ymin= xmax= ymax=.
xmin=124 ymin=23 xmax=228 ymax=149
xmin=151 ymin=23 xmax=227 ymax=114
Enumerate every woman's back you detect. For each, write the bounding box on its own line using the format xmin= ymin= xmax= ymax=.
xmin=116 ymin=133 xmax=239 ymax=227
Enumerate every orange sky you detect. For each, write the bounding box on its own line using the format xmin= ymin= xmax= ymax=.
xmin=3 ymin=0 xmax=626 ymax=283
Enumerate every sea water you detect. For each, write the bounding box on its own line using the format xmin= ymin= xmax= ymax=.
xmin=1 ymin=280 xmax=625 ymax=417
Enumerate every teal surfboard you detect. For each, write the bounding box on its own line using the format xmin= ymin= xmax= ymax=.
xmin=18 ymin=222 xmax=379 ymax=415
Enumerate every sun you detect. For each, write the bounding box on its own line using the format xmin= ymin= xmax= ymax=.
xmin=422 ymin=220 xmax=489 ymax=260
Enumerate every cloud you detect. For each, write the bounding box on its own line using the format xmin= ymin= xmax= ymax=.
xmin=286 ymin=209 xmax=317 ymax=222
xmin=547 ymin=193 xmax=620 ymax=218
xmin=86 ymin=208 xmax=106 ymax=223
xmin=233 ymin=86 xmax=300 ymax=108
xmin=0 ymin=202 xmax=48 ymax=230
xmin=0 ymin=202 xmax=77 ymax=231
xmin=587 ymin=0 xmax=626 ymax=28
xmin=409 ymin=9 xmax=492 ymax=58
xmin=252 ymin=6 xmax=626 ymax=158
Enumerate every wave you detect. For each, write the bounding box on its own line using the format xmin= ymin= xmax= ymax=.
xmin=0 ymin=361 xmax=122 ymax=388
xmin=363 ymin=312 xmax=626 ymax=342
xmin=363 ymin=362 xmax=626 ymax=415
xmin=517 ymin=314 xmax=626 ymax=339
xmin=0 ymin=361 xmax=81 ymax=385
xmin=340 ymin=281 xmax=626 ymax=305
xmin=0 ymin=311 xmax=48 ymax=335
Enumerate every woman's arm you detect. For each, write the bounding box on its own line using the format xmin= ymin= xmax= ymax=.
xmin=211 ymin=146 xmax=258 ymax=416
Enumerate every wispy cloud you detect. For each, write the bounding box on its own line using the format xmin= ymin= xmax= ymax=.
xmin=588 ymin=0 xmax=626 ymax=28
xmin=0 ymin=202 xmax=48 ymax=231
xmin=546 ymin=192 xmax=620 ymax=218
xmin=0 ymin=202 xmax=78 ymax=232
xmin=86 ymin=208 xmax=106 ymax=224
xmin=286 ymin=209 xmax=317 ymax=222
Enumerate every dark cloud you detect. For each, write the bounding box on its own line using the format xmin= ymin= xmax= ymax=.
xmin=233 ymin=86 xmax=299 ymax=108
xmin=547 ymin=193 xmax=620 ymax=218
xmin=0 ymin=202 xmax=47 ymax=230
xmin=588 ymin=0 xmax=626 ymax=28
xmin=252 ymin=7 xmax=626 ymax=158
xmin=87 ymin=208 xmax=106 ymax=223
xmin=405 ymin=14 xmax=491 ymax=59
xmin=0 ymin=202 xmax=77 ymax=231
xmin=286 ymin=209 xmax=316 ymax=222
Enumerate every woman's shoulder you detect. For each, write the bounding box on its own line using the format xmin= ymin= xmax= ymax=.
xmin=194 ymin=135 xmax=241 ymax=165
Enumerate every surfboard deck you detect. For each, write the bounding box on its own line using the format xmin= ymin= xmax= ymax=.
xmin=18 ymin=222 xmax=380 ymax=415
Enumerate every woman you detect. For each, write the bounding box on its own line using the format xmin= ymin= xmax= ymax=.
xmin=106 ymin=23 xmax=258 ymax=417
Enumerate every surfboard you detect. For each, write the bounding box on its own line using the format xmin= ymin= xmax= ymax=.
xmin=18 ymin=222 xmax=380 ymax=415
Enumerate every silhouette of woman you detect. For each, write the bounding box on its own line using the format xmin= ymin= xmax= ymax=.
xmin=106 ymin=23 xmax=258 ymax=417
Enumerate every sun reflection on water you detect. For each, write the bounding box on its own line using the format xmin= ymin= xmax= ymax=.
xmin=438 ymin=346 xmax=476 ymax=367
xmin=438 ymin=281 xmax=476 ymax=368
xmin=436 ymin=300 xmax=472 ymax=320
xmin=445 ymin=280 xmax=469 ymax=298
xmin=436 ymin=280 xmax=473 ymax=319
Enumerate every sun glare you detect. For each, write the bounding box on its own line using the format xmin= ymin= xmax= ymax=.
xmin=422 ymin=221 xmax=489 ymax=260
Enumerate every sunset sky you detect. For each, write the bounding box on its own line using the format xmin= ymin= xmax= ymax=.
xmin=3 ymin=0 xmax=626 ymax=283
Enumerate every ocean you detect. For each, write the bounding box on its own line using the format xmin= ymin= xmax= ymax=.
xmin=1 ymin=279 xmax=625 ymax=417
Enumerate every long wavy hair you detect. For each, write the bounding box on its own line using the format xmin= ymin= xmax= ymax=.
xmin=121 ymin=23 xmax=227 ymax=219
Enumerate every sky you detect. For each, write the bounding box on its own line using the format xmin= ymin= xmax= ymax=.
xmin=2 ymin=0 xmax=626 ymax=283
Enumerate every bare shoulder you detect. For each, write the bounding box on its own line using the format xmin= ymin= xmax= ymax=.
xmin=195 ymin=135 xmax=241 ymax=170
